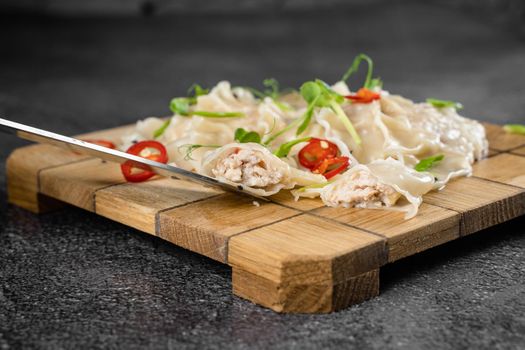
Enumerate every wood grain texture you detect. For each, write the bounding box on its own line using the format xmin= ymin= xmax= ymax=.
xmin=39 ymin=159 xmax=125 ymax=211
xmin=312 ymin=203 xmax=460 ymax=263
xmin=159 ymin=194 xmax=300 ymax=262
xmin=232 ymin=267 xmax=379 ymax=313
xmin=488 ymin=149 xmax=500 ymax=157
xmin=483 ymin=122 xmax=525 ymax=151
xmin=229 ymin=214 xmax=386 ymax=284
xmin=229 ymin=214 xmax=384 ymax=313
xmin=96 ymin=177 xmax=222 ymax=235
xmin=6 ymin=144 xmax=88 ymax=212
xmin=473 ymin=153 xmax=525 ymax=188
xmin=511 ymin=146 xmax=525 ymax=157
xmin=424 ymin=177 xmax=525 ymax=236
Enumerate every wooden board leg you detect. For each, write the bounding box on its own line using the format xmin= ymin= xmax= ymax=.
xmin=232 ymin=267 xmax=379 ymax=313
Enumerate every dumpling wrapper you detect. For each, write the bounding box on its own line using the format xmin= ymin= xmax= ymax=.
xmin=201 ymin=142 xmax=327 ymax=196
xmin=295 ymin=158 xmax=435 ymax=219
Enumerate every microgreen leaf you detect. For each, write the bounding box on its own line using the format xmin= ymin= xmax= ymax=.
xmin=273 ymin=137 xmax=311 ymax=158
xmin=170 ymin=98 xmax=191 ymax=116
xmin=295 ymin=180 xmax=333 ymax=193
xmin=234 ymin=128 xmax=262 ymax=143
xmin=341 ymin=53 xmax=375 ymax=89
xmin=426 ymin=98 xmax=463 ymax=110
xmin=414 ymin=154 xmax=444 ymax=172
xmin=178 ymin=144 xmax=220 ymax=161
xmin=330 ymin=100 xmax=361 ymax=145
xmin=368 ymin=77 xmax=383 ymax=90
xmin=295 ymin=79 xmax=361 ymax=144
xmin=263 ymin=78 xmax=279 ymax=99
xmin=192 ymin=111 xmax=244 ymax=118
xmin=300 ymin=81 xmax=321 ymax=104
xmin=262 ymin=117 xmax=302 ymax=145
xmin=153 ymin=119 xmax=171 ymax=139
xmin=503 ymin=124 xmax=525 ymax=135
xmin=188 ymin=83 xmax=209 ymax=98
xmin=296 ymin=97 xmax=318 ymax=135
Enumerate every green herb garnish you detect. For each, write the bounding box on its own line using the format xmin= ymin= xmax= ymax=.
xmin=169 ymin=97 xmax=244 ymax=118
xmin=341 ymin=53 xmax=377 ymax=89
xmin=426 ymin=98 xmax=463 ymax=110
xmin=153 ymin=119 xmax=171 ymax=139
xmin=414 ymin=154 xmax=444 ymax=172
xmin=170 ymin=97 xmax=191 ymax=116
xmin=243 ymin=78 xmax=293 ymax=112
xmin=234 ymin=128 xmax=262 ymax=143
xmin=295 ymin=180 xmax=333 ymax=193
xmin=188 ymin=83 xmax=209 ymax=98
xmin=178 ymin=144 xmax=220 ymax=161
xmin=368 ymin=77 xmax=383 ymax=90
xmin=503 ymin=124 xmax=525 ymax=135
xmin=273 ymin=137 xmax=311 ymax=158
xmin=192 ymin=111 xmax=244 ymax=118
xmin=169 ymin=84 xmax=244 ymax=118
xmin=297 ymin=79 xmax=361 ymax=144
xmin=264 ymin=79 xmax=361 ymax=145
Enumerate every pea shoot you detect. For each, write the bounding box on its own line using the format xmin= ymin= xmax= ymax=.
xmin=426 ymin=98 xmax=463 ymax=110
xmin=169 ymin=84 xmax=245 ymax=119
xmin=273 ymin=137 xmax=311 ymax=158
xmin=503 ymin=124 xmax=525 ymax=135
xmin=178 ymin=144 xmax=221 ymax=161
xmin=234 ymin=128 xmax=262 ymax=144
xmin=341 ymin=53 xmax=377 ymax=89
xmin=298 ymin=79 xmax=362 ymax=145
xmin=153 ymin=119 xmax=171 ymax=139
xmin=414 ymin=154 xmax=444 ymax=172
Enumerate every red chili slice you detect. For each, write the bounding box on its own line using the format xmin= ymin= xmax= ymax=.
xmin=121 ymin=140 xmax=168 ymax=182
xmin=298 ymin=138 xmax=339 ymax=169
xmin=312 ymin=156 xmax=350 ymax=179
xmin=83 ymin=139 xmax=116 ymax=149
xmin=345 ymin=88 xmax=381 ymax=104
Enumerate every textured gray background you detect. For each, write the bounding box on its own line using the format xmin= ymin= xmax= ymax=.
xmin=1 ymin=1 xmax=525 ymax=349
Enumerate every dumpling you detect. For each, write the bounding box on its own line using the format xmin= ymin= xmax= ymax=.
xmin=201 ymin=142 xmax=326 ymax=196
xmin=295 ymin=158 xmax=435 ymax=219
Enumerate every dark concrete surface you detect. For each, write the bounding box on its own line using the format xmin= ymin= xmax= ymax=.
xmin=1 ymin=2 xmax=525 ymax=349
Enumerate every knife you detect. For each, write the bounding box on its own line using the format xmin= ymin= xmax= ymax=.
xmin=0 ymin=117 xmax=268 ymax=201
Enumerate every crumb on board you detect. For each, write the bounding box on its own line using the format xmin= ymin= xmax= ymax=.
xmin=252 ymin=200 xmax=260 ymax=207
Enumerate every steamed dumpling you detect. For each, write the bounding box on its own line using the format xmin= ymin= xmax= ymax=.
xmin=201 ymin=142 xmax=326 ymax=196
xmin=295 ymin=158 xmax=435 ymax=219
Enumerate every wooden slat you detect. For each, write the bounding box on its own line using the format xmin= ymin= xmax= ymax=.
xmin=483 ymin=122 xmax=525 ymax=151
xmin=158 ymin=194 xmax=300 ymax=262
xmin=511 ymin=146 xmax=525 ymax=157
xmin=313 ymin=203 xmax=460 ymax=263
xmin=229 ymin=214 xmax=385 ymax=313
xmin=95 ymin=178 xmax=222 ymax=235
xmin=39 ymin=159 xmax=125 ymax=211
xmin=6 ymin=144 xmax=89 ymax=212
xmin=473 ymin=153 xmax=525 ymax=188
xmin=424 ymin=177 xmax=525 ymax=236
xmin=488 ymin=149 xmax=500 ymax=157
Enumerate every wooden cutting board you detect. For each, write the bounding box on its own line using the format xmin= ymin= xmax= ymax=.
xmin=6 ymin=122 xmax=525 ymax=313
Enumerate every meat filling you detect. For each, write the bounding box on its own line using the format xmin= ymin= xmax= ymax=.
xmin=212 ymin=149 xmax=283 ymax=188
xmin=323 ymin=170 xmax=401 ymax=208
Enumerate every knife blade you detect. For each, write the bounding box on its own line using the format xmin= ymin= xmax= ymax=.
xmin=0 ymin=117 xmax=268 ymax=201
